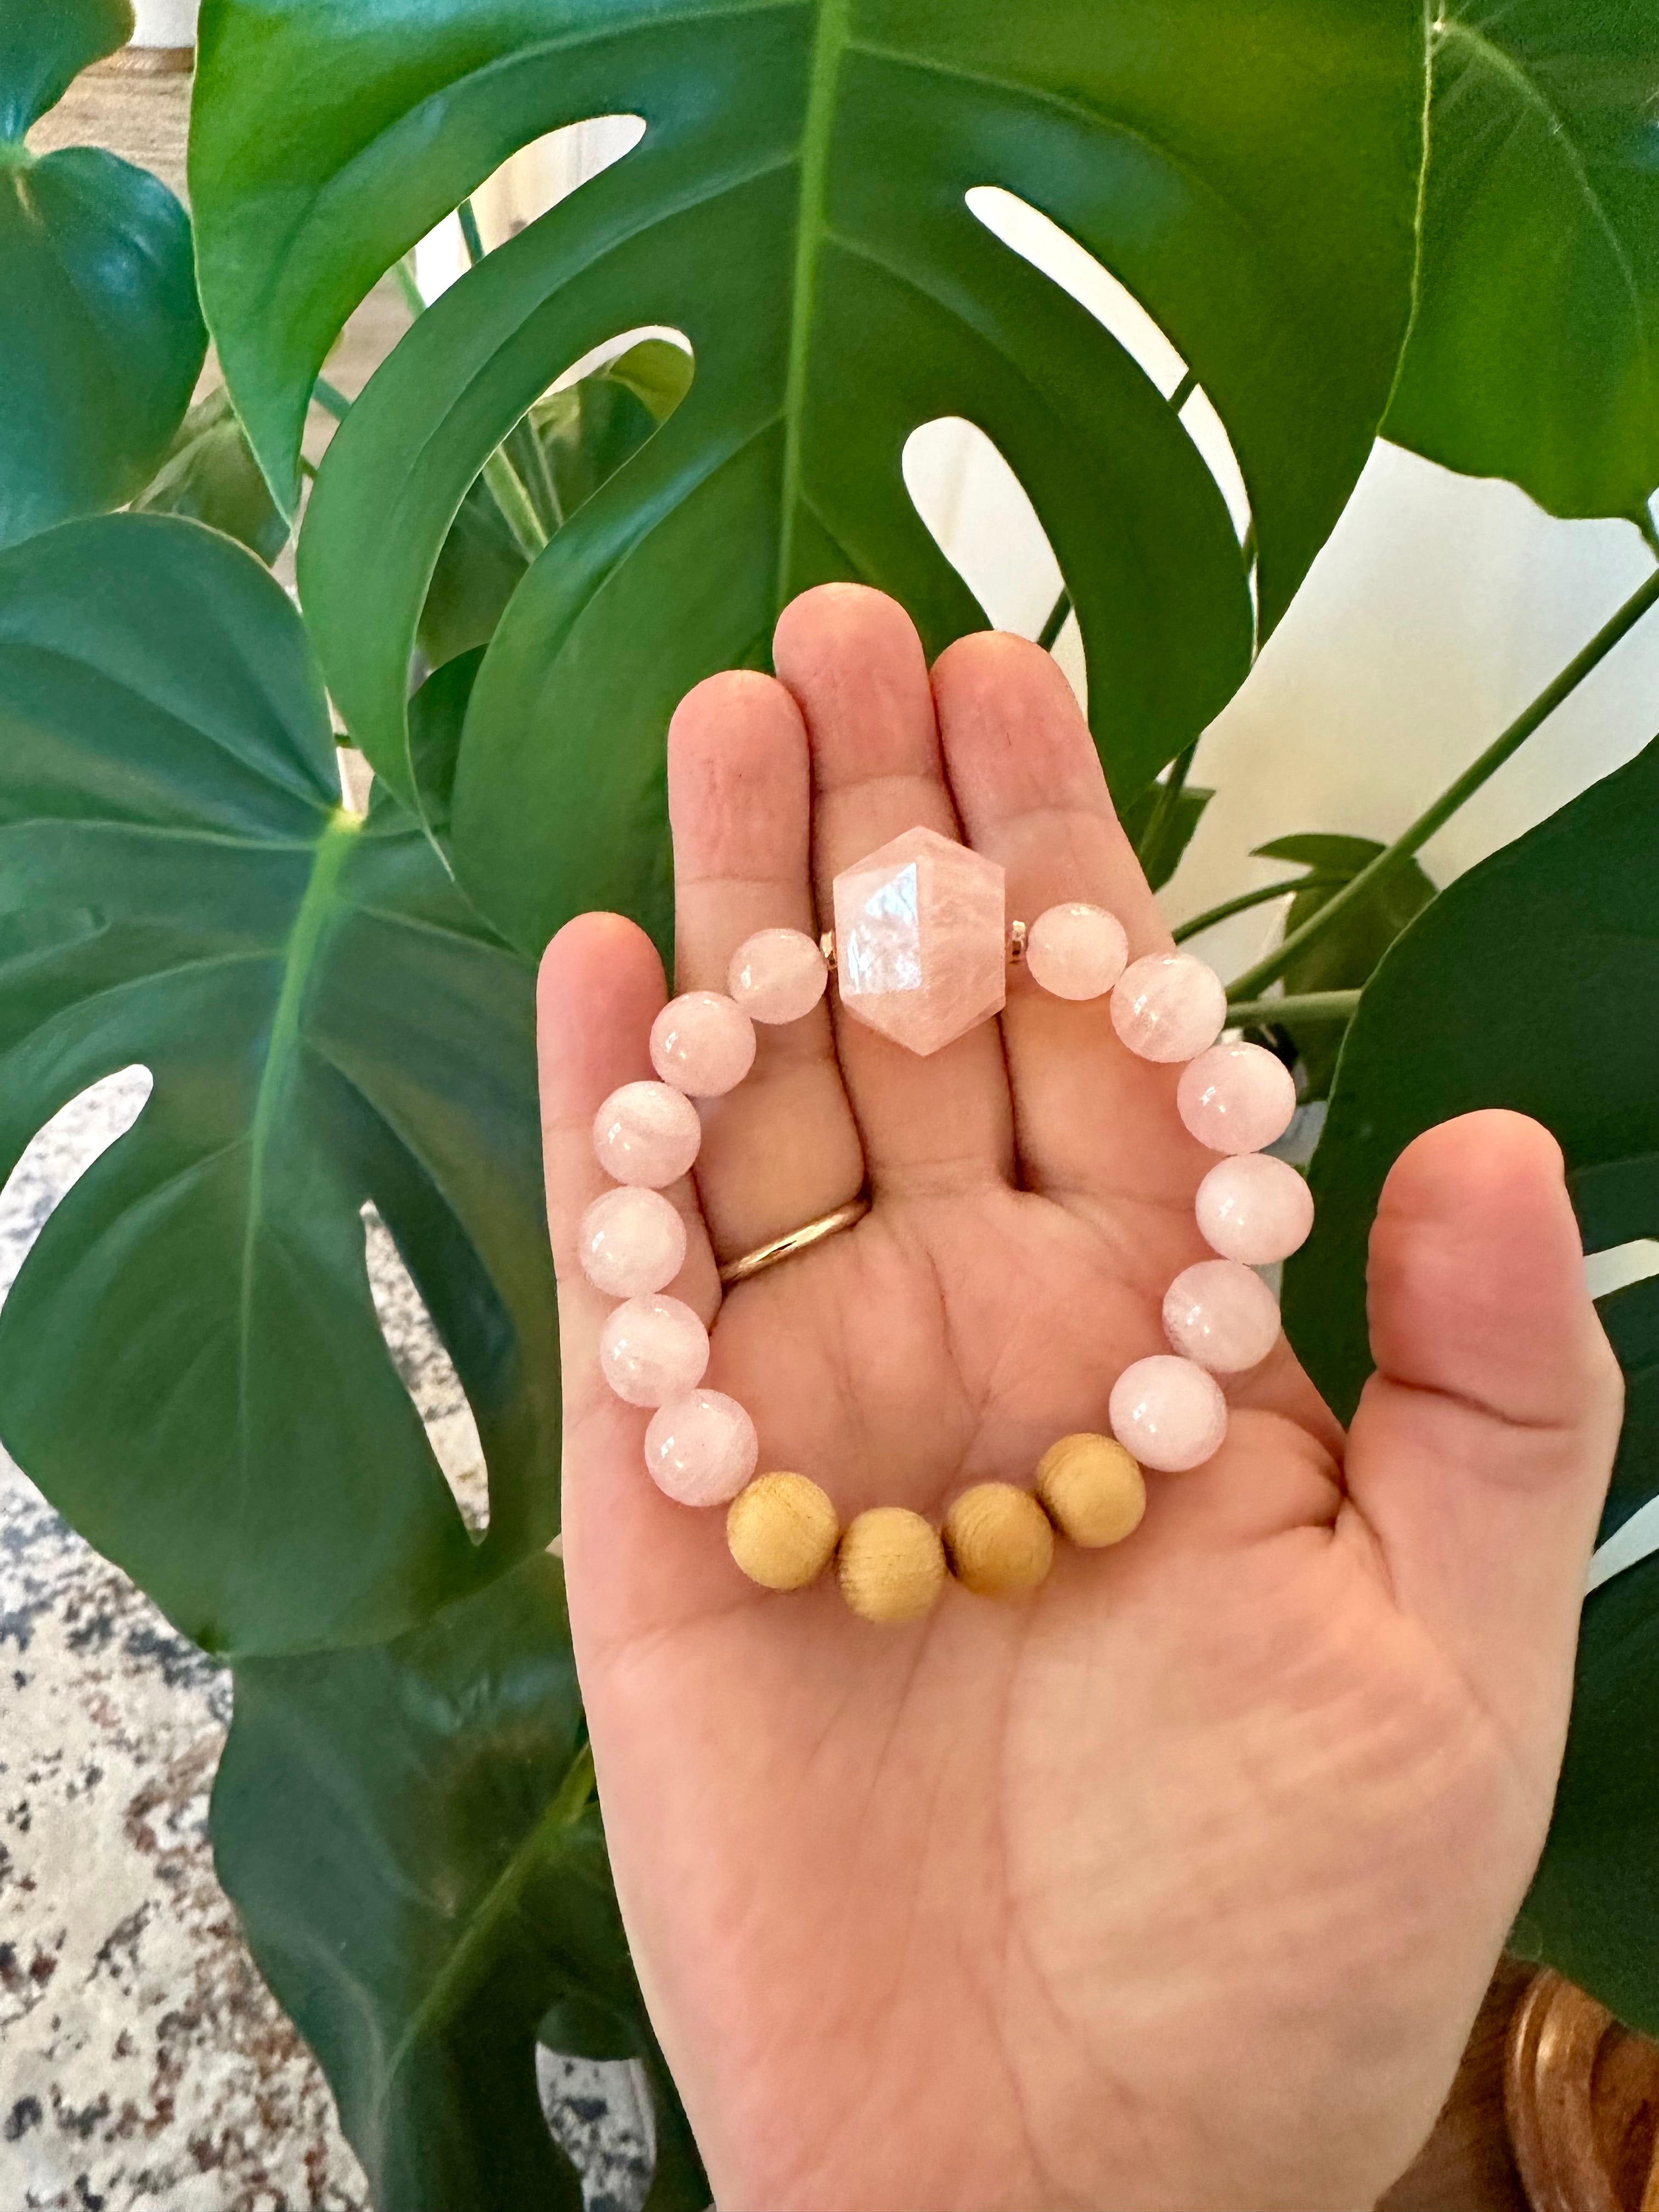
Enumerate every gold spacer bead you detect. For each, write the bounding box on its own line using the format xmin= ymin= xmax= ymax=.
xmin=1035 ymin=1434 xmax=1147 ymax=1549
xmin=942 ymin=1482 xmax=1054 ymax=1596
xmin=1009 ymin=918 xmax=1029 ymax=965
xmin=836 ymin=1506 xmax=946 ymax=1625
xmin=727 ymin=1473 xmax=839 ymax=1592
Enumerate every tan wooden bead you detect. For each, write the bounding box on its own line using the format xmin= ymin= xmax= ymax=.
xmin=726 ymin=1472 xmax=839 ymax=1591
xmin=836 ymin=1507 xmax=946 ymax=1625
xmin=1035 ymin=1433 xmax=1147 ymax=1547
xmin=943 ymin=1482 xmax=1055 ymax=1597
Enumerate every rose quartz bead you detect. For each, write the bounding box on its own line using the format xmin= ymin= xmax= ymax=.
xmin=1176 ymin=1041 xmax=1297 ymax=1155
xmin=1026 ymin=902 xmax=1128 ymax=1000
xmin=1110 ymin=952 xmax=1227 ymax=1063
xmin=1163 ymin=1259 xmax=1282 ymax=1374
xmin=592 ymin=1080 xmax=701 ymax=1188
xmin=727 ymin=928 xmax=828 ymax=1023
xmin=644 ymin=1389 xmax=759 ymax=1506
xmin=598 ymin=1294 xmax=709 ymax=1407
xmin=1109 ymin=1354 xmax=1228 ymax=1472
xmin=1195 ymin=1153 xmax=1314 ymax=1265
xmin=578 ymin=1186 xmax=687 ymax=1299
xmin=650 ymin=991 xmax=757 ymax=1097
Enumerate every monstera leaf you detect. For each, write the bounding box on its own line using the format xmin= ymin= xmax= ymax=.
xmin=0 ymin=0 xmax=206 ymax=548
xmin=132 ymin=386 xmax=289 ymax=562
xmin=0 ymin=514 xmax=560 ymax=1658
xmin=1282 ymin=739 xmax=1659 ymax=2025
xmin=421 ymin=336 xmax=693 ymax=672
xmin=1384 ymin=0 xmax=1659 ymax=522
xmin=214 ymin=1553 xmax=711 ymax=2211
xmin=191 ymin=0 xmax=1427 ymax=954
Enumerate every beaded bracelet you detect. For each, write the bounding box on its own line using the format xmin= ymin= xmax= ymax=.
xmin=578 ymin=826 xmax=1313 ymax=1625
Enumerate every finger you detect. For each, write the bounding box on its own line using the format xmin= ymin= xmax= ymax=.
xmin=771 ymin=584 xmax=1013 ymax=1195
xmin=537 ymin=913 xmax=725 ymax=1637
xmin=1340 ymin=1111 xmax=1623 ymax=1762
xmin=931 ymin=630 xmax=1206 ymax=1243
xmin=667 ymin=669 xmax=865 ymax=1263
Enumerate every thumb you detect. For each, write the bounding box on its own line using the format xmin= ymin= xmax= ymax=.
xmin=1341 ymin=1110 xmax=1624 ymax=1762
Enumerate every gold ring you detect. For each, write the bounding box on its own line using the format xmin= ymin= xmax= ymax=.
xmin=718 ymin=1194 xmax=870 ymax=1286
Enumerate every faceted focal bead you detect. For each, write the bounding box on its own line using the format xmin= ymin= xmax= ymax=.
xmin=833 ymin=826 xmax=1006 ymax=1056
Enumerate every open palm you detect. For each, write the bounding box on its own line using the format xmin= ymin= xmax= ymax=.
xmin=537 ymin=587 xmax=1621 ymax=2211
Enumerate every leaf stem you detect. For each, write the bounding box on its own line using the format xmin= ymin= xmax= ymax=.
xmin=311 ymin=377 xmax=351 ymax=422
xmin=1172 ymin=875 xmax=1342 ymax=943
xmin=1038 ymin=589 xmax=1071 ymax=652
xmin=392 ymin=254 xmax=426 ymax=318
xmin=482 ymin=449 xmax=548 ymax=561
xmin=1136 ymin=741 xmax=1198 ymax=872
xmin=1637 ymin=508 xmax=1659 ymax=560
xmin=1226 ymin=565 xmax=1659 ymax=1001
xmin=456 ymin=197 xmax=487 ymax=267
xmin=1227 ymin=989 xmax=1361 ymax=1029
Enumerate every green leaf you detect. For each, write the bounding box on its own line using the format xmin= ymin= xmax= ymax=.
xmin=132 ymin=387 xmax=290 ymax=563
xmin=0 ymin=514 xmax=560 ymax=1657
xmin=0 ymin=0 xmax=206 ymax=548
xmin=193 ymin=0 xmax=1426 ymax=955
xmin=1281 ymin=741 xmax=1659 ymax=1533
xmin=213 ymin=1554 xmax=710 ymax=2212
xmin=1121 ymin=777 xmax=1212 ymax=894
xmin=419 ymin=338 xmax=693 ymax=671
xmin=1515 ymin=1553 xmax=1659 ymax=2035
xmin=1249 ymin=832 xmax=1435 ymax=1097
xmin=1383 ymin=0 xmax=1659 ymax=521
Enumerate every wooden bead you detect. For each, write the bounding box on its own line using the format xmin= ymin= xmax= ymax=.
xmin=836 ymin=1507 xmax=946 ymax=1625
xmin=1035 ymin=1434 xmax=1146 ymax=1548
xmin=942 ymin=1482 xmax=1054 ymax=1597
xmin=726 ymin=1472 xmax=839 ymax=1591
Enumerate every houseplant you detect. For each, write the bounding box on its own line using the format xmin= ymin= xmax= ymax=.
xmin=0 ymin=0 xmax=1653 ymax=2202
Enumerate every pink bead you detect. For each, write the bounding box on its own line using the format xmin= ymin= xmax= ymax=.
xmin=1176 ymin=1042 xmax=1296 ymax=1155
xmin=644 ymin=1389 xmax=759 ymax=1506
xmin=1110 ymin=953 xmax=1227 ymax=1063
xmin=592 ymin=1081 xmax=701 ymax=1188
xmin=598 ymin=1294 xmax=709 ymax=1407
xmin=833 ymin=825 xmax=1006 ymax=1056
xmin=1163 ymin=1260 xmax=1281 ymax=1374
xmin=650 ymin=991 xmax=756 ymax=1097
xmin=578 ymin=1186 xmax=687 ymax=1299
xmin=727 ymin=928 xmax=828 ymax=1024
xmin=1195 ymin=1153 xmax=1314 ymax=1265
xmin=1109 ymin=1354 xmax=1228 ymax=1472
xmin=1026 ymin=902 xmax=1128 ymax=1000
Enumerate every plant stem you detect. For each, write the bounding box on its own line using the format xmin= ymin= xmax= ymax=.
xmin=393 ymin=254 xmax=426 ymax=318
xmin=1226 ymin=989 xmax=1360 ymax=1029
xmin=456 ymin=196 xmax=487 ymax=267
xmin=311 ymin=376 xmax=351 ymax=422
xmin=1136 ymin=740 xmax=1198 ymax=871
xmin=1172 ymin=875 xmax=1342 ymax=943
xmin=1169 ymin=366 xmax=1198 ymax=410
xmin=1226 ymin=564 xmax=1659 ymax=1001
xmin=1038 ymin=588 xmax=1071 ymax=652
xmin=482 ymin=449 xmax=548 ymax=561
xmin=1638 ymin=508 xmax=1659 ymax=560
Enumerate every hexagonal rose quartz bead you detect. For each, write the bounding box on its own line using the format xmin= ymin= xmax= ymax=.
xmin=1108 ymin=1354 xmax=1228 ymax=1472
xmin=1026 ymin=902 xmax=1129 ymax=1000
xmin=1176 ymin=1042 xmax=1297 ymax=1155
xmin=1110 ymin=953 xmax=1227 ymax=1063
xmin=650 ymin=990 xmax=757 ymax=1097
xmin=1195 ymin=1153 xmax=1314 ymax=1265
xmin=1163 ymin=1259 xmax=1282 ymax=1373
xmin=727 ymin=928 xmax=828 ymax=1024
xmin=644 ymin=1389 xmax=759 ymax=1506
xmin=578 ymin=1186 xmax=687 ymax=1299
xmin=592 ymin=1080 xmax=701 ymax=1187
xmin=598 ymin=1294 xmax=709 ymax=1407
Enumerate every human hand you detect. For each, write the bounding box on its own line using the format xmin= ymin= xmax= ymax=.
xmin=537 ymin=585 xmax=1622 ymax=2211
